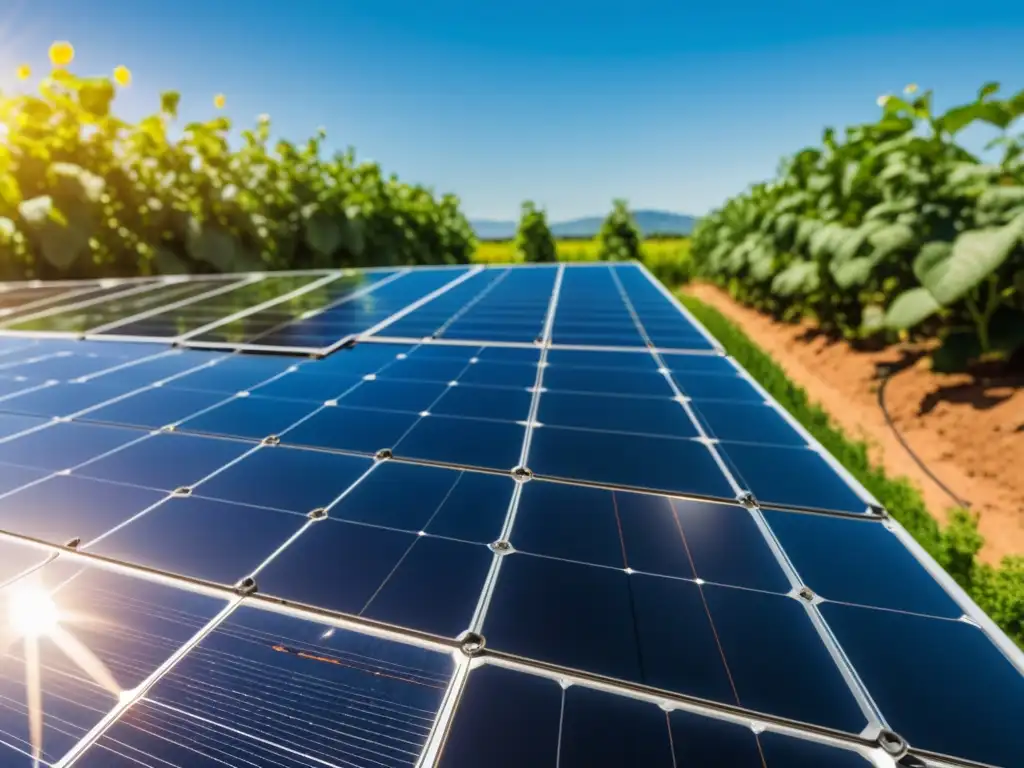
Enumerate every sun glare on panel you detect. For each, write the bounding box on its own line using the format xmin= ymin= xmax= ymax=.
xmin=7 ymin=583 xmax=60 ymax=638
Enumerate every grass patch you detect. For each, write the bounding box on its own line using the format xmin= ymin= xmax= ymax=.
xmin=680 ymin=292 xmax=1024 ymax=647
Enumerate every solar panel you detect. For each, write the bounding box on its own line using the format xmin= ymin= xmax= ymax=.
xmin=0 ymin=261 xmax=1019 ymax=768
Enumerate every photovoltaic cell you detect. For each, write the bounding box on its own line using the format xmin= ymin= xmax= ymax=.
xmin=96 ymin=275 xmax=320 ymax=338
xmin=0 ymin=262 xmax=1017 ymax=768
xmin=4 ymin=279 xmax=231 ymax=334
xmin=185 ymin=271 xmax=396 ymax=346
xmin=75 ymin=606 xmax=453 ymax=768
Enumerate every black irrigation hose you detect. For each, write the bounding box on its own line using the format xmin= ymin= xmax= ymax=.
xmin=877 ymin=365 xmax=972 ymax=510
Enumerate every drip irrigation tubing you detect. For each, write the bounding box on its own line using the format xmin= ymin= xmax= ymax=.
xmin=877 ymin=364 xmax=972 ymax=510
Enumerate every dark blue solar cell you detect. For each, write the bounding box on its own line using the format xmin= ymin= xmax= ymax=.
xmin=84 ymin=386 xmax=228 ymax=429
xmin=692 ymin=401 xmax=806 ymax=447
xmin=721 ymin=443 xmax=868 ymax=514
xmin=530 ymin=426 xmax=733 ymax=498
xmin=258 ymin=521 xmax=488 ymax=635
xmin=396 ymin=415 xmax=525 ymax=470
xmin=702 ymin=584 xmax=866 ymax=732
xmin=543 ymin=365 xmax=674 ymax=397
xmin=251 ymin=370 xmax=363 ymax=402
xmin=646 ymin=332 xmax=716 ymax=351
xmin=106 ymin=605 xmax=451 ymax=768
xmin=0 ymin=380 xmax=134 ymax=417
xmin=315 ymin=342 xmax=410 ymax=372
xmin=0 ymin=377 xmax=36 ymax=398
xmin=98 ymin=350 xmax=225 ymax=387
xmin=0 ymin=353 xmax=131 ymax=380
xmin=672 ymin=371 xmax=765 ymax=403
xmin=539 ymin=391 xmax=699 ymax=438
xmin=630 ymin=574 xmax=739 ymax=702
xmin=284 ymin=405 xmax=419 ymax=454
xmin=0 ymin=411 xmax=49 ymax=439
xmin=362 ymin=535 xmax=494 ymax=636
xmin=197 ymin=445 xmax=370 ymax=513
xmin=485 ymin=554 xmax=642 ymax=682
xmin=331 ymin=461 xmax=512 ymax=542
xmin=618 ymin=494 xmax=789 ymax=592
xmin=513 ymin=481 xmax=626 ymax=568
xmin=431 ymin=384 xmax=532 ymax=421
xmin=0 ymin=462 xmax=49 ymax=496
xmin=479 ymin=346 xmax=541 ymax=363
xmin=660 ymin=352 xmax=737 ymax=375
xmin=438 ymin=665 xmax=562 ymax=768
xmin=0 ymin=474 xmax=164 ymax=545
xmin=0 ymin=538 xmax=50 ymax=582
xmin=560 ymin=685 xmax=675 ymax=768
xmin=88 ymin=496 xmax=305 ymax=584
xmin=669 ymin=709 xmax=763 ymax=766
xmin=546 ymin=349 xmax=659 ymax=370
xmin=77 ymin=432 xmax=253 ymax=490
xmin=763 ymin=510 xmax=962 ymax=618
xmin=0 ymin=421 xmax=143 ymax=472
xmin=405 ymin=344 xmax=478 ymax=362
xmin=759 ymin=732 xmax=872 ymax=767
xmin=339 ymin=378 xmax=448 ymax=412
xmin=458 ymin=362 xmax=537 ymax=388
xmin=820 ymin=602 xmax=1024 ymax=766
xmin=164 ymin=355 xmax=299 ymax=394
xmin=376 ymin=356 xmax=470 ymax=383
xmin=177 ymin=394 xmax=318 ymax=440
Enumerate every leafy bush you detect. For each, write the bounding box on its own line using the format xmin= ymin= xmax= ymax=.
xmin=514 ymin=201 xmax=556 ymax=263
xmin=0 ymin=48 xmax=476 ymax=280
xmin=597 ymin=199 xmax=644 ymax=262
xmin=681 ymin=293 xmax=1024 ymax=646
xmin=691 ymin=83 xmax=1024 ymax=369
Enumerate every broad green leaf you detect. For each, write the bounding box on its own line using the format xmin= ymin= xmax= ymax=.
xmin=978 ymin=186 xmax=1024 ymax=212
xmin=923 ymin=214 xmax=1024 ymax=305
xmin=861 ymin=305 xmax=885 ymax=334
xmin=833 ymin=257 xmax=873 ymax=288
xmin=867 ymin=222 xmax=916 ymax=262
xmin=771 ymin=260 xmax=819 ymax=296
xmin=17 ymin=195 xmax=90 ymax=270
xmin=885 ymin=287 xmax=942 ymax=330
xmin=185 ymin=217 xmax=239 ymax=272
xmin=794 ymin=219 xmax=822 ymax=249
xmin=978 ymin=82 xmax=1001 ymax=99
xmin=48 ymin=162 xmax=105 ymax=204
xmin=913 ymin=242 xmax=953 ymax=283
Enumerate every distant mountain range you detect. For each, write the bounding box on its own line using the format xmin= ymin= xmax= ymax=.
xmin=470 ymin=210 xmax=697 ymax=240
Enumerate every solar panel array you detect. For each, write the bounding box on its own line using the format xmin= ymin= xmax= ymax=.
xmin=0 ymin=262 xmax=1019 ymax=768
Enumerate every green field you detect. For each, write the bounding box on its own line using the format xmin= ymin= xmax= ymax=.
xmin=473 ymin=237 xmax=693 ymax=284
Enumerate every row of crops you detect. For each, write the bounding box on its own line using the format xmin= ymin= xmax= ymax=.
xmin=691 ymin=83 xmax=1024 ymax=370
xmin=0 ymin=47 xmax=476 ymax=281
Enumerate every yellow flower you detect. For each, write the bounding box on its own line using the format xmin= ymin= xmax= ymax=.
xmin=904 ymin=83 xmax=918 ymax=94
xmin=213 ymin=93 xmax=226 ymax=109
xmin=16 ymin=64 xmax=31 ymax=81
xmin=876 ymin=94 xmax=892 ymax=108
xmin=113 ymin=65 xmax=132 ymax=87
xmin=49 ymin=41 xmax=75 ymax=68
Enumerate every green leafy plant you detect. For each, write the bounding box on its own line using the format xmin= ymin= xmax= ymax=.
xmin=597 ymin=199 xmax=644 ymax=261
xmin=690 ymin=82 xmax=1024 ymax=369
xmin=0 ymin=45 xmax=476 ymax=280
xmin=513 ymin=201 xmax=557 ymax=263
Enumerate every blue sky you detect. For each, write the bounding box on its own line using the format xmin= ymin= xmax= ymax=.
xmin=3 ymin=1 xmax=1023 ymax=221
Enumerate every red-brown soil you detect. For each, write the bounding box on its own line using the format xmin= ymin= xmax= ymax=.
xmin=685 ymin=283 xmax=1024 ymax=565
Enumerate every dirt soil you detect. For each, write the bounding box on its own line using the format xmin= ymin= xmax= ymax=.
xmin=685 ymin=283 xmax=1024 ymax=565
